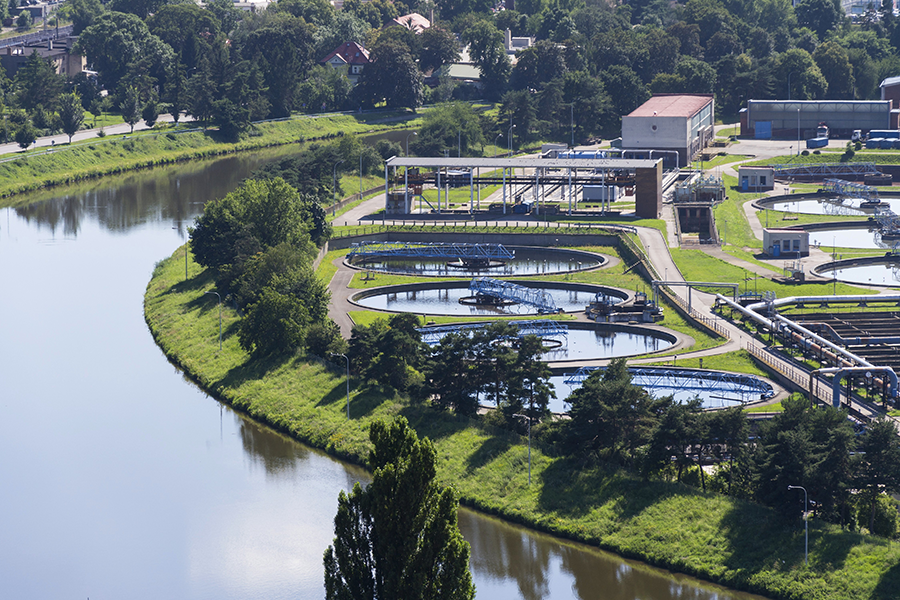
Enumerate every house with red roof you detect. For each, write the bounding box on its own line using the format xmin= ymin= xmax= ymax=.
xmin=321 ymin=41 xmax=370 ymax=84
xmin=621 ymin=94 xmax=715 ymax=167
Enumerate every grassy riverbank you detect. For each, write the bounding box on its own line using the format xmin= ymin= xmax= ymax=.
xmin=145 ymin=247 xmax=900 ymax=600
xmin=0 ymin=112 xmax=415 ymax=205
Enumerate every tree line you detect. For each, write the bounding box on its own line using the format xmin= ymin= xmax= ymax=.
xmin=11 ymin=0 xmax=900 ymax=149
xmin=348 ymin=317 xmax=900 ymax=538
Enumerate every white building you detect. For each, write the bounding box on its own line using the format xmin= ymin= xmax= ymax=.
xmin=763 ymin=228 xmax=809 ymax=258
xmin=621 ymin=94 xmax=715 ymax=167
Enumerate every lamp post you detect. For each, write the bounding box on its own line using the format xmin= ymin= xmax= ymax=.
xmin=797 ymin=107 xmax=801 ymax=156
xmin=787 ymin=485 xmax=809 ymax=566
xmin=330 ymin=352 xmax=350 ymax=419
xmin=494 ymin=132 xmax=503 ymax=153
xmin=508 ymin=124 xmax=516 ymax=157
xmin=333 ymin=159 xmax=345 ymax=208
xmin=458 ymin=128 xmax=462 ymax=158
xmin=359 ymin=151 xmax=363 ymax=199
xmin=406 ymin=131 xmax=417 ymax=157
xmin=204 ymin=291 xmax=222 ymax=351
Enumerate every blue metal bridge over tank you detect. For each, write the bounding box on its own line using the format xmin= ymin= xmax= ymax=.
xmin=469 ymin=277 xmax=559 ymax=313
xmin=773 ymin=162 xmax=879 ymax=179
xmin=348 ymin=241 xmax=515 ymax=261
xmin=822 ymin=179 xmax=880 ymax=203
xmin=563 ymin=366 xmax=774 ymax=401
xmin=418 ymin=320 xmax=568 ymax=345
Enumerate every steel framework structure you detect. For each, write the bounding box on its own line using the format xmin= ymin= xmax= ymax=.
xmin=822 ymin=179 xmax=880 ymax=203
xmin=469 ymin=277 xmax=559 ymax=313
xmin=772 ymin=163 xmax=879 ymax=178
xmin=563 ymin=366 xmax=775 ymax=400
xmin=418 ymin=320 xmax=569 ymax=345
xmin=348 ymin=241 xmax=515 ymax=261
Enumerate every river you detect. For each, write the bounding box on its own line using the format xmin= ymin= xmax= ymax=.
xmin=0 ymin=148 xmax=765 ymax=599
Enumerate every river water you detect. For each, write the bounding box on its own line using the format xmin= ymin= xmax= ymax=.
xmin=0 ymin=148 xmax=765 ymax=600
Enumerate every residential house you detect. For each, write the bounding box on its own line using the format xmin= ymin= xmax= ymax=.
xmin=321 ymin=41 xmax=370 ymax=84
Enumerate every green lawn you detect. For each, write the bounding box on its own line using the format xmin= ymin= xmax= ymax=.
xmin=144 ymin=248 xmax=900 ymax=600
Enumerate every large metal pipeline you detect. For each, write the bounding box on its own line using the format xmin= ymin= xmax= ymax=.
xmin=810 ymin=367 xmax=899 ymax=408
xmin=747 ymin=294 xmax=900 ymax=313
xmin=801 ymin=322 xmax=900 ymax=347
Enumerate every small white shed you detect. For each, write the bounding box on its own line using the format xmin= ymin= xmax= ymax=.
xmin=763 ymin=228 xmax=809 ymax=257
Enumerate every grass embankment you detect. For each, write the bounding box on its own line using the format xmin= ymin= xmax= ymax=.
xmin=145 ymin=249 xmax=900 ymax=600
xmin=0 ymin=112 xmax=415 ymax=204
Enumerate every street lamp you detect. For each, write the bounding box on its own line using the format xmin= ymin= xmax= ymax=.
xmin=788 ymin=485 xmax=809 ymax=566
xmin=797 ymin=107 xmax=801 ymax=156
xmin=204 ymin=291 xmax=222 ymax=351
xmin=458 ymin=128 xmax=462 ymax=158
xmin=406 ymin=131 xmax=417 ymax=157
xmin=330 ymin=352 xmax=350 ymax=419
xmin=494 ymin=132 xmax=503 ymax=151
xmin=333 ymin=159 xmax=345 ymax=208
xmin=508 ymin=124 xmax=516 ymax=157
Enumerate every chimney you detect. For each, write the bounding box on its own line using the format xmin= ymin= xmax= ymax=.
xmin=505 ymin=28 xmax=511 ymax=51
xmin=429 ymin=6 xmax=433 ymax=24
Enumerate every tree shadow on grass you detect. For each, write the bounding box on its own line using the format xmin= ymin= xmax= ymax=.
xmin=165 ymin=269 xmax=215 ymax=295
xmin=399 ymin=404 xmax=473 ymax=443
xmin=537 ymin=458 xmax=681 ymax=520
xmin=215 ymin=353 xmax=293 ymax=389
xmin=464 ymin=436 xmax=514 ymax=474
xmin=870 ymin=560 xmax=900 ymax=600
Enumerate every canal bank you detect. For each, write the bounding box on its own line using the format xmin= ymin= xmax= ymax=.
xmin=144 ymin=243 xmax=900 ymax=600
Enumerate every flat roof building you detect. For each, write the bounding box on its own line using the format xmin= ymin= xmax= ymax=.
xmin=740 ymin=100 xmax=893 ymax=139
xmin=621 ymin=94 xmax=715 ymax=167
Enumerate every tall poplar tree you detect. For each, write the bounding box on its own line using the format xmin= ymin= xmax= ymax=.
xmin=324 ymin=417 xmax=475 ymax=600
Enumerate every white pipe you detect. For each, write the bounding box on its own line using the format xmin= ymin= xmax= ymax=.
xmin=747 ymin=294 xmax=900 ymax=313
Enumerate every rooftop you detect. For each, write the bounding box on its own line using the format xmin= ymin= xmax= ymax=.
xmin=386 ymin=157 xmax=660 ymax=169
xmin=881 ymin=76 xmax=900 ymax=88
xmin=627 ymin=94 xmax=713 ymax=118
xmin=389 ymin=13 xmax=430 ymax=33
xmin=321 ymin=41 xmax=369 ymax=65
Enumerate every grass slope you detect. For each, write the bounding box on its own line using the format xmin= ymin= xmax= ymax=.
xmin=145 ymin=248 xmax=900 ymax=600
xmin=0 ymin=113 xmax=413 ymax=204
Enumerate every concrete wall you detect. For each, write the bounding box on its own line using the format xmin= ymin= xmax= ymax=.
xmin=326 ymin=231 xmax=620 ymax=251
xmin=622 ymin=115 xmax=688 ymax=151
xmin=634 ymin=162 xmax=662 ymax=218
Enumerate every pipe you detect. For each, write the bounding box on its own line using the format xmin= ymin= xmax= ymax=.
xmin=813 ymin=367 xmax=898 ymax=407
xmin=746 ymin=294 xmax=900 ymax=313
xmin=802 ymin=322 xmax=900 ymax=347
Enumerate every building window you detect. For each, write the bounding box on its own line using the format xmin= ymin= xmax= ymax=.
xmin=760 ymin=176 xmax=767 ymax=186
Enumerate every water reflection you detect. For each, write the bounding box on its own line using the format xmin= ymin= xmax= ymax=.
xmin=356 ymin=248 xmax=603 ymax=277
xmin=458 ymin=510 xmax=763 ymax=600
xmin=9 ymin=146 xmax=303 ymax=235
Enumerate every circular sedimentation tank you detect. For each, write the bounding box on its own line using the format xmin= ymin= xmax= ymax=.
xmin=815 ymin=256 xmax=900 ymax=286
xmin=346 ymin=245 xmax=606 ymax=277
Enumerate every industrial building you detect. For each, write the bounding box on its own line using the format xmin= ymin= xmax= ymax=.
xmin=738 ymin=166 xmax=775 ymax=192
xmin=621 ymin=94 xmax=715 ymax=167
xmin=740 ymin=100 xmax=894 ymax=139
xmin=763 ymin=228 xmax=809 ymax=258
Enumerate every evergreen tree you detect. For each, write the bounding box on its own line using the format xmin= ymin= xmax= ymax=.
xmin=324 ymin=417 xmax=475 ymax=600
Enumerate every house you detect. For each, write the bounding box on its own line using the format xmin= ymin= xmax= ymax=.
xmin=388 ymin=13 xmax=430 ymax=34
xmin=321 ymin=41 xmax=370 ymax=84
xmin=1 ymin=37 xmax=85 ymax=80
xmin=738 ymin=166 xmax=775 ymax=192
xmin=621 ymin=94 xmax=715 ymax=167
xmin=763 ymin=228 xmax=809 ymax=258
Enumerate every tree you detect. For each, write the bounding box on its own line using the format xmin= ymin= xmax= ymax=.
xmin=413 ymin=102 xmax=484 ymax=157
xmin=814 ymin=41 xmax=854 ymax=99
xmin=14 ymin=51 xmax=64 ymax=111
xmin=75 ymin=11 xmax=175 ymax=92
xmin=14 ymin=119 xmax=36 ymax=150
xmin=323 ymin=417 xmax=476 ymax=600
xmin=15 ymin=9 xmax=33 ymax=30
xmin=238 ymin=286 xmax=310 ymax=357
xmin=141 ymin=97 xmax=159 ymax=129
xmin=856 ymin=418 xmax=900 ymax=533
xmin=419 ymin=26 xmax=461 ymax=75
xmin=119 ymin=86 xmax=141 ymax=133
xmin=795 ymin=0 xmax=841 ymax=40
xmin=600 ymin=65 xmax=650 ymax=119
xmin=461 ymin=22 xmax=511 ymax=101
xmin=355 ymin=40 xmax=423 ymax=109
xmin=58 ymin=92 xmax=84 ymax=143
xmin=509 ymin=40 xmax=567 ymax=91
xmin=566 ymin=359 xmax=662 ymax=466
xmin=426 ymin=332 xmax=479 ymax=415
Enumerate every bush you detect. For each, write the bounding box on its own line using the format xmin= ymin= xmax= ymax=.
xmin=801 ymin=150 xmax=810 ymax=156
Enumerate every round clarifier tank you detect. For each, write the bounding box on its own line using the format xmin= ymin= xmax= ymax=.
xmin=764 ymin=195 xmax=900 ymax=216
xmin=352 ymin=281 xmax=627 ymax=316
xmin=346 ymin=245 xmax=605 ymax=277
xmin=547 ymin=372 xmax=770 ymax=413
xmin=807 ymin=224 xmax=888 ymax=250
xmin=421 ymin=321 xmax=675 ymax=363
xmin=816 ymin=257 xmax=900 ymax=286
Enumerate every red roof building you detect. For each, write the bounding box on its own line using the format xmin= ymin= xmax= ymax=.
xmin=321 ymin=41 xmax=370 ymax=83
